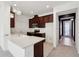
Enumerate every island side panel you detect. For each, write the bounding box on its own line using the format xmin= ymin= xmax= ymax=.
xmin=25 ymin=45 xmax=34 ymax=57
xmin=8 ymin=40 xmax=25 ymax=57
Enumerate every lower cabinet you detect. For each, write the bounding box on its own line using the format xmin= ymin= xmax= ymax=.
xmin=34 ymin=40 xmax=44 ymax=57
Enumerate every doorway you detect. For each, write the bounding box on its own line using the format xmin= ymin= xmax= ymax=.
xmin=63 ymin=20 xmax=73 ymax=37
xmin=59 ymin=13 xmax=75 ymax=46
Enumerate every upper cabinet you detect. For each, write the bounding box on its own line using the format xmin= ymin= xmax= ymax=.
xmin=43 ymin=14 xmax=53 ymax=23
xmin=29 ymin=14 xmax=53 ymax=28
xmin=38 ymin=16 xmax=45 ymax=28
xmin=10 ymin=11 xmax=15 ymax=28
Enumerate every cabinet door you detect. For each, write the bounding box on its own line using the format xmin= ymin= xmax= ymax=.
xmin=33 ymin=17 xmax=39 ymax=23
xmin=34 ymin=41 xmax=43 ymax=57
xmin=33 ymin=18 xmax=36 ymax=23
xmin=43 ymin=16 xmax=49 ymax=23
xmin=48 ymin=14 xmax=53 ymax=22
xmin=43 ymin=14 xmax=53 ymax=23
xmin=10 ymin=18 xmax=15 ymax=28
xmin=38 ymin=17 xmax=45 ymax=28
xmin=29 ymin=19 xmax=32 ymax=28
xmin=10 ymin=12 xmax=15 ymax=28
xmin=39 ymin=17 xmax=44 ymax=24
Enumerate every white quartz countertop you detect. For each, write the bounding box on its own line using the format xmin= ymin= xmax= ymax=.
xmin=10 ymin=34 xmax=45 ymax=48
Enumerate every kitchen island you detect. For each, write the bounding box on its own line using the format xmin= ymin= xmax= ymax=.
xmin=8 ymin=34 xmax=45 ymax=57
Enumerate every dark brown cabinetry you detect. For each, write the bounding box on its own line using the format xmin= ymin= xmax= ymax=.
xmin=29 ymin=14 xmax=53 ymax=28
xmin=34 ymin=40 xmax=45 ymax=57
xmin=38 ymin=16 xmax=45 ymax=28
xmin=29 ymin=19 xmax=32 ymax=28
xmin=43 ymin=14 xmax=53 ymax=23
xmin=10 ymin=11 xmax=15 ymax=28
xmin=27 ymin=32 xmax=45 ymax=38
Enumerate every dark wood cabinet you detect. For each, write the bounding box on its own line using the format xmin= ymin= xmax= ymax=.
xmin=10 ymin=11 xmax=15 ymax=28
xmin=29 ymin=19 xmax=32 ymax=28
xmin=27 ymin=32 xmax=45 ymax=38
xmin=10 ymin=18 xmax=15 ymax=27
xmin=29 ymin=14 xmax=53 ymax=28
xmin=49 ymin=14 xmax=53 ymax=22
xmin=43 ymin=14 xmax=53 ymax=23
xmin=38 ymin=17 xmax=45 ymax=28
xmin=34 ymin=40 xmax=45 ymax=57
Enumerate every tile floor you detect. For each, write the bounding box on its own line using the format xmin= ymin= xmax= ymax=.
xmin=48 ymin=38 xmax=79 ymax=57
xmin=0 ymin=47 xmax=12 ymax=57
xmin=48 ymin=45 xmax=79 ymax=57
xmin=44 ymin=42 xmax=53 ymax=57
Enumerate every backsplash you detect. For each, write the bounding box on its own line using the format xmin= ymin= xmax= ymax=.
xmin=10 ymin=28 xmax=27 ymax=34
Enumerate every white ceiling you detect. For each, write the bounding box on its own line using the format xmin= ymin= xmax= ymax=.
xmin=7 ymin=1 xmax=74 ymax=17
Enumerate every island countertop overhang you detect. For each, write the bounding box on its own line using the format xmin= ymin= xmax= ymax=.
xmin=9 ymin=35 xmax=45 ymax=49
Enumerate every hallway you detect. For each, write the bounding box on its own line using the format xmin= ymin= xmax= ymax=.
xmin=48 ymin=40 xmax=79 ymax=57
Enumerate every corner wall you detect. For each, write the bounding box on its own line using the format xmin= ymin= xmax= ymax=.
xmin=0 ymin=2 xmax=10 ymax=51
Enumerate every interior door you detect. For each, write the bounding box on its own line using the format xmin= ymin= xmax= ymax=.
xmin=63 ymin=20 xmax=73 ymax=37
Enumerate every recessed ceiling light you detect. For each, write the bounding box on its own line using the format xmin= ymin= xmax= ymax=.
xmin=13 ymin=4 xmax=16 ymax=6
xmin=46 ymin=5 xmax=50 ymax=8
